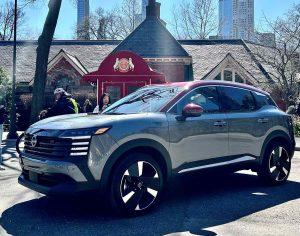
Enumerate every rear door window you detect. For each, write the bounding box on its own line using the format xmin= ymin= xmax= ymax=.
xmin=219 ymin=86 xmax=256 ymax=112
xmin=252 ymin=91 xmax=277 ymax=108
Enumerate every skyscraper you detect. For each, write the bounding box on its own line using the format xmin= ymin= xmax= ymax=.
xmin=141 ymin=0 xmax=148 ymax=20
xmin=135 ymin=0 xmax=149 ymax=25
xmin=77 ymin=0 xmax=90 ymax=40
xmin=219 ymin=0 xmax=254 ymax=40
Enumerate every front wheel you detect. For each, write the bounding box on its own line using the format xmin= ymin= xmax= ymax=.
xmin=109 ymin=153 xmax=164 ymax=216
xmin=257 ymin=141 xmax=291 ymax=185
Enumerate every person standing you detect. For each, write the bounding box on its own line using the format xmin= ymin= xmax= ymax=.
xmin=93 ymin=93 xmax=111 ymax=113
xmin=39 ymin=88 xmax=79 ymax=119
xmin=83 ymin=99 xmax=93 ymax=113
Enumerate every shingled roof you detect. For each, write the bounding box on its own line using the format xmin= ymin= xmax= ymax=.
xmin=111 ymin=0 xmax=190 ymax=58
xmin=181 ymin=39 xmax=274 ymax=85
xmin=0 ymin=39 xmax=276 ymax=86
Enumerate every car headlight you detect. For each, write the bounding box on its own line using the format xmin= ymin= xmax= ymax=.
xmin=60 ymin=127 xmax=111 ymax=137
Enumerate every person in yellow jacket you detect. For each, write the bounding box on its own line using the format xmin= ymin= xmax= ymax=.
xmin=39 ymin=88 xmax=79 ymax=119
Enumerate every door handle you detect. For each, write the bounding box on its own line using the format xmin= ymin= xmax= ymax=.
xmin=214 ymin=121 xmax=227 ymax=127
xmin=257 ymin=118 xmax=269 ymax=123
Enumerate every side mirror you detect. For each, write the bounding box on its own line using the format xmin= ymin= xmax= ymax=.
xmin=176 ymin=103 xmax=203 ymax=121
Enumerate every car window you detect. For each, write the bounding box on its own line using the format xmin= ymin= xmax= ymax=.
xmin=253 ymin=91 xmax=277 ymax=108
xmin=169 ymin=86 xmax=220 ymax=114
xmin=219 ymin=86 xmax=256 ymax=112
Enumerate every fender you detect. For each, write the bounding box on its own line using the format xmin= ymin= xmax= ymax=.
xmin=99 ymin=138 xmax=172 ymax=192
xmin=259 ymin=130 xmax=295 ymax=165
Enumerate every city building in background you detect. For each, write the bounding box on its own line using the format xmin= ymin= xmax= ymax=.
xmin=135 ymin=0 xmax=151 ymax=26
xmin=141 ymin=0 xmax=148 ymax=20
xmin=255 ymin=32 xmax=275 ymax=47
xmin=77 ymin=0 xmax=90 ymax=40
xmin=219 ymin=0 xmax=254 ymax=41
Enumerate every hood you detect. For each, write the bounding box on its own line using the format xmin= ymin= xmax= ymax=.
xmin=28 ymin=113 xmax=121 ymax=131
xmin=27 ymin=112 xmax=163 ymax=132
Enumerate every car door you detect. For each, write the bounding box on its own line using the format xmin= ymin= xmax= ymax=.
xmin=218 ymin=86 xmax=267 ymax=159
xmin=167 ymin=86 xmax=229 ymax=171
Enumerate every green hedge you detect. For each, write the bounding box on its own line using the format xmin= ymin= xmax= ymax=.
xmin=292 ymin=115 xmax=300 ymax=137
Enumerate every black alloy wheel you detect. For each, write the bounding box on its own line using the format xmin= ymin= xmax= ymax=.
xmin=258 ymin=141 xmax=291 ymax=185
xmin=110 ymin=153 xmax=163 ymax=216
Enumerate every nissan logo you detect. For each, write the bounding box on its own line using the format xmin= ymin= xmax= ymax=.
xmin=31 ymin=135 xmax=38 ymax=147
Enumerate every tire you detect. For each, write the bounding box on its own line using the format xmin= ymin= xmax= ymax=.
xmin=16 ymin=133 xmax=25 ymax=154
xmin=257 ymin=141 xmax=291 ymax=185
xmin=109 ymin=153 xmax=164 ymax=216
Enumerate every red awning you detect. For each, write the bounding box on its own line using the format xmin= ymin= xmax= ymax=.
xmin=82 ymin=50 xmax=166 ymax=84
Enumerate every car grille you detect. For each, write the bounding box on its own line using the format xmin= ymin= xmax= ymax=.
xmin=24 ymin=134 xmax=90 ymax=158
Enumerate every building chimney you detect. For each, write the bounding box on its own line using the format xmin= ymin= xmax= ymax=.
xmin=146 ymin=0 xmax=160 ymax=19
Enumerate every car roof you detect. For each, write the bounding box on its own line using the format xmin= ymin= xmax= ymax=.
xmin=153 ymin=80 xmax=269 ymax=96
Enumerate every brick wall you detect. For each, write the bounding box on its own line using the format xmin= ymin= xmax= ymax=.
xmin=148 ymin=62 xmax=185 ymax=82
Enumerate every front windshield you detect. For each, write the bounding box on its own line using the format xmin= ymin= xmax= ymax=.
xmin=103 ymin=85 xmax=184 ymax=114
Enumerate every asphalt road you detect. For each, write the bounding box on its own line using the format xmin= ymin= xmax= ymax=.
xmin=1 ymin=141 xmax=300 ymax=236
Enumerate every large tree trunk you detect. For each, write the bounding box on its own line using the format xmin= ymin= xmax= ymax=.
xmin=30 ymin=0 xmax=62 ymax=124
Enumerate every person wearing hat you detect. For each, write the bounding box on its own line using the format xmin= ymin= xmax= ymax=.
xmin=39 ymin=88 xmax=79 ymax=119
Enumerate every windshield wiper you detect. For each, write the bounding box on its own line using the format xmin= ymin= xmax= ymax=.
xmin=105 ymin=90 xmax=163 ymax=113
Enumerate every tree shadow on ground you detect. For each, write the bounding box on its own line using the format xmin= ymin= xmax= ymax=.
xmin=1 ymin=171 xmax=300 ymax=236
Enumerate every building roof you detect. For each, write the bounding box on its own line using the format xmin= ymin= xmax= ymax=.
xmin=111 ymin=17 xmax=190 ymax=58
xmin=0 ymin=39 xmax=276 ymax=86
xmin=111 ymin=0 xmax=190 ymax=58
xmin=181 ymin=39 xmax=274 ymax=86
xmin=48 ymin=49 xmax=89 ymax=75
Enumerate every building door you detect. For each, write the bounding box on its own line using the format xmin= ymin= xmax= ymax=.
xmin=125 ymin=82 xmax=146 ymax=95
xmin=103 ymin=82 xmax=123 ymax=103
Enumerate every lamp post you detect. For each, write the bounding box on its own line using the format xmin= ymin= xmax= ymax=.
xmin=7 ymin=0 xmax=18 ymax=139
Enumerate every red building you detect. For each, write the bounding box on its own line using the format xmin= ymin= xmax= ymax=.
xmin=82 ymin=50 xmax=165 ymax=103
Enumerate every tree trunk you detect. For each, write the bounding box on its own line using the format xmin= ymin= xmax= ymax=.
xmin=30 ymin=0 xmax=62 ymax=124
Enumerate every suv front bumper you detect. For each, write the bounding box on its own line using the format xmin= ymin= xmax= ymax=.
xmin=18 ymin=153 xmax=99 ymax=195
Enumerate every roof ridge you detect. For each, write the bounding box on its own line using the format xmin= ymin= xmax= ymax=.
xmin=111 ymin=17 xmax=190 ymax=57
xmin=241 ymin=40 xmax=273 ymax=83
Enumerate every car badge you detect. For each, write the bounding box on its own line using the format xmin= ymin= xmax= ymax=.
xmin=31 ymin=135 xmax=38 ymax=147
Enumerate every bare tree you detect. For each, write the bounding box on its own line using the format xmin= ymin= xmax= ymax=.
xmin=170 ymin=0 xmax=218 ymax=39
xmin=250 ymin=3 xmax=300 ymax=104
xmin=0 ymin=0 xmax=25 ymax=40
xmin=116 ymin=0 xmax=141 ymax=39
xmin=30 ymin=0 xmax=62 ymax=124
xmin=76 ymin=0 xmax=141 ymax=40
xmin=77 ymin=16 xmax=90 ymax=40
xmin=79 ymin=6 xmax=122 ymax=40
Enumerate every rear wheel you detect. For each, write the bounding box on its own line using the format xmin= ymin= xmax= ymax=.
xmin=109 ymin=153 xmax=164 ymax=216
xmin=258 ymin=141 xmax=291 ymax=185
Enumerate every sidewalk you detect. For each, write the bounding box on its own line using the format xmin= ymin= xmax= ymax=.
xmin=0 ymin=131 xmax=21 ymax=170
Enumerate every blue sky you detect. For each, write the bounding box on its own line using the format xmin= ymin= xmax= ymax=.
xmin=21 ymin=0 xmax=299 ymax=39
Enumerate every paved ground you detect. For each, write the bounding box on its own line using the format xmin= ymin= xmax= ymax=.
xmin=1 ymin=139 xmax=300 ymax=236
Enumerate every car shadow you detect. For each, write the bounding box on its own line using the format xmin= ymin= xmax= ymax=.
xmin=1 ymin=171 xmax=300 ymax=236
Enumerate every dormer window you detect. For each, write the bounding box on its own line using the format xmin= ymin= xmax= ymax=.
xmin=213 ymin=68 xmax=246 ymax=84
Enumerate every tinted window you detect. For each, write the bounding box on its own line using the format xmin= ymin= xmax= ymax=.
xmin=219 ymin=86 xmax=255 ymax=112
xmin=169 ymin=86 xmax=220 ymax=114
xmin=253 ymin=91 xmax=277 ymax=108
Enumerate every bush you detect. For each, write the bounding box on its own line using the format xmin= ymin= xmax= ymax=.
xmin=292 ymin=115 xmax=300 ymax=137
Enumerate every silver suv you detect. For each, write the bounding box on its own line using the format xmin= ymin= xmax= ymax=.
xmin=18 ymin=81 xmax=295 ymax=215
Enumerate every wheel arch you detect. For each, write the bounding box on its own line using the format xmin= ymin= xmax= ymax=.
xmin=259 ymin=130 xmax=294 ymax=165
xmin=99 ymin=139 xmax=172 ymax=193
